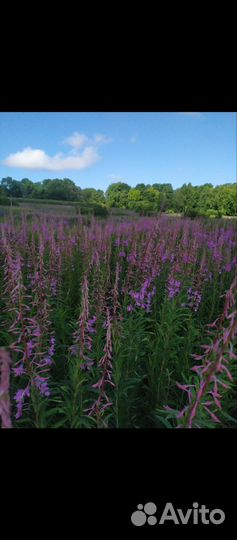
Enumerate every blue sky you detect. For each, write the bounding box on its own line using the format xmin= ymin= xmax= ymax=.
xmin=0 ymin=112 xmax=236 ymax=191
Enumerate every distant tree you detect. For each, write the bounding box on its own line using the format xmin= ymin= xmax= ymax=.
xmin=0 ymin=186 xmax=10 ymax=205
xmin=142 ymin=187 xmax=160 ymax=212
xmin=152 ymin=183 xmax=173 ymax=211
xmin=196 ymin=184 xmax=215 ymax=214
xmin=1 ymin=177 xmax=14 ymax=195
xmin=82 ymin=188 xmax=106 ymax=206
xmin=172 ymin=188 xmax=184 ymax=213
xmin=127 ymin=186 xmax=161 ymax=213
xmin=127 ymin=188 xmax=142 ymax=211
xmin=20 ymin=178 xmax=34 ymax=197
xmin=172 ymin=183 xmax=197 ymax=215
xmin=31 ymin=182 xmax=44 ymax=199
xmin=41 ymin=178 xmax=78 ymax=201
xmin=0 ymin=176 xmax=235 ymax=216
xmin=105 ymin=182 xmax=131 ymax=208
xmin=95 ymin=189 xmax=106 ymax=205
xmin=61 ymin=178 xmax=80 ymax=201
xmin=135 ymin=183 xmax=146 ymax=192
xmin=1 ymin=177 xmax=22 ymax=197
xmin=213 ymin=184 xmax=237 ymax=216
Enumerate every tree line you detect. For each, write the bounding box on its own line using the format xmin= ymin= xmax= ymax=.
xmin=0 ymin=176 xmax=236 ymax=217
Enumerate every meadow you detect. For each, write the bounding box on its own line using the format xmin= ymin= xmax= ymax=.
xmin=0 ymin=206 xmax=236 ymax=428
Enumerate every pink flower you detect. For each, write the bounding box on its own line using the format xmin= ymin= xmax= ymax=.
xmin=13 ymin=364 xmax=25 ymax=376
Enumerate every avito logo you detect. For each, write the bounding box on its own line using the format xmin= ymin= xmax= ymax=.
xmin=131 ymin=501 xmax=225 ymax=526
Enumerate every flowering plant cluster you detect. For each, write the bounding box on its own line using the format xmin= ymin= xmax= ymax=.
xmin=0 ymin=211 xmax=236 ymax=428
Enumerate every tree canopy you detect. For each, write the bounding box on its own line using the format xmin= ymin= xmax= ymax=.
xmin=0 ymin=177 xmax=236 ymax=217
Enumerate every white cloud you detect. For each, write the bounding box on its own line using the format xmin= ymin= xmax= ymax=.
xmin=94 ymin=134 xmax=112 ymax=145
xmin=3 ymin=130 xmax=112 ymax=171
xmin=64 ymin=132 xmax=89 ymax=149
xmin=64 ymin=131 xmax=112 ymax=149
xmin=3 ymin=146 xmax=100 ymax=171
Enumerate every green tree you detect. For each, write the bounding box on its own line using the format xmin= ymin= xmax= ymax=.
xmin=20 ymin=178 xmax=34 ymax=197
xmin=137 ymin=187 xmax=160 ymax=214
xmin=196 ymin=184 xmax=215 ymax=215
xmin=105 ymin=182 xmax=131 ymax=208
xmin=1 ymin=177 xmax=22 ymax=197
xmin=30 ymin=182 xmax=44 ymax=199
xmin=213 ymin=184 xmax=237 ymax=216
xmin=127 ymin=188 xmax=142 ymax=211
xmin=153 ymin=183 xmax=173 ymax=210
xmin=172 ymin=183 xmax=198 ymax=216
xmin=82 ymin=188 xmax=106 ymax=206
xmin=135 ymin=183 xmax=149 ymax=193
xmin=41 ymin=178 xmax=79 ymax=201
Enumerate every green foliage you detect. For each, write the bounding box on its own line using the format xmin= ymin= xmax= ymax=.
xmin=112 ymin=314 xmax=151 ymax=427
xmin=41 ymin=178 xmax=80 ymax=201
xmin=144 ymin=300 xmax=199 ymax=423
xmin=105 ymin=182 xmax=131 ymax=208
xmin=127 ymin=186 xmax=161 ymax=214
xmin=0 ymin=196 xmax=10 ymax=206
xmin=1 ymin=177 xmax=23 ymax=197
xmin=127 ymin=188 xmax=142 ymax=210
xmin=1 ymin=177 xmax=236 ymax=217
xmin=173 ymin=182 xmax=236 ymax=217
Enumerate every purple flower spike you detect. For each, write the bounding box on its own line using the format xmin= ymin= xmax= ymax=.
xmin=13 ymin=364 xmax=25 ymax=377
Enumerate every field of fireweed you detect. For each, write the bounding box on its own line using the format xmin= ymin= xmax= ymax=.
xmin=0 ymin=212 xmax=236 ymax=429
